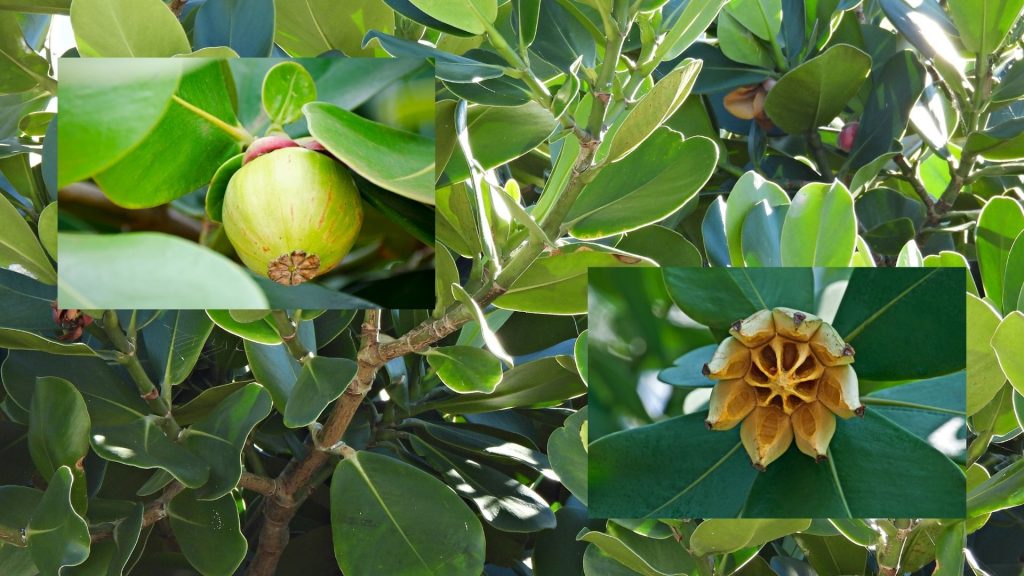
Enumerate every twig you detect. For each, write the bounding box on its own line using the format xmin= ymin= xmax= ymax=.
xmin=90 ymin=482 xmax=184 ymax=543
xmin=238 ymin=472 xmax=278 ymax=498
xmin=268 ymin=310 xmax=312 ymax=364
xmin=893 ymin=154 xmax=939 ymax=224
xmin=806 ymin=130 xmax=834 ymax=181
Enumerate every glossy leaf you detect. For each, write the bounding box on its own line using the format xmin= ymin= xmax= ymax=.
xmin=948 ymin=0 xmax=1024 ymax=53
xmin=70 ymin=0 xmax=189 ymax=56
xmin=992 ymin=312 xmax=1024 ymax=396
xmin=661 ymin=0 xmax=729 ymax=60
xmin=1002 ymin=230 xmax=1024 ymax=313
xmin=407 ymin=0 xmax=496 ymax=35
xmin=0 ymin=13 xmax=51 ymax=94
xmin=741 ymin=200 xmax=788 ymax=267
xmin=428 ymin=356 xmax=586 ymax=414
xmin=924 ymin=250 xmax=979 ymax=296
xmin=262 ymin=61 xmax=316 ymax=126
xmin=568 ymin=130 xmax=717 ymax=239
xmin=144 ymin=310 xmax=215 ymax=388
xmin=967 ymin=294 xmax=1006 ymax=414
xmin=833 ymin=268 xmax=965 ymax=380
xmin=725 ymin=171 xmax=790 ymax=265
xmin=282 ymin=356 xmax=357 ymax=428
xmin=409 ymin=436 xmax=554 ymax=532
xmin=426 ymin=346 xmax=503 ymax=394
xmin=276 ymin=0 xmax=395 ymax=57
xmin=608 ymin=58 xmax=702 ymax=162
xmin=846 ymin=50 xmax=926 ymax=170
xmin=207 ymin=310 xmax=280 ymax=344
xmin=0 ymin=193 xmax=55 ymax=284
xmin=780 ymin=181 xmax=856 ymax=266
xmin=493 ymin=243 xmax=656 ymax=315
xmin=180 ymin=383 xmax=272 ymax=499
xmin=444 ymin=102 xmax=555 ymax=183
xmin=615 ymin=225 xmax=703 ymax=267
xmin=305 ymin=102 xmax=433 ymax=204
xmin=976 ymin=197 xmax=1024 ymax=307
xmin=717 ymin=11 xmax=773 ymax=69
xmin=58 ymin=233 xmax=268 ymax=309
xmin=243 ymin=339 xmax=302 ymax=412
xmin=547 ymin=407 xmax=588 ymax=505
xmin=658 ymin=345 xmax=717 ymax=387
xmin=331 ymin=451 xmax=485 ymax=576
xmin=168 ymin=490 xmax=247 ymax=576
xmin=27 ymin=467 xmax=90 ymax=575
xmin=67 ymin=499 xmax=143 ymax=576
xmin=194 ymin=0 xmax=275 ymax=57
xmin=764 ymin=44 xmax=871 ymax=133
xmin=663 ymin=267 xmax=814 ymax=332
xmin=690 ymin=519 xmax=811 ymax=555
xmin=967 ymin=457 xmax=1024 ymax=516
xmin=793 ymin=533 xmax=868 ymax=576
xmin=579 ymin=522 xmax=697 ymax=575
xmin=28 ymin=377 xmax=90 ymax=513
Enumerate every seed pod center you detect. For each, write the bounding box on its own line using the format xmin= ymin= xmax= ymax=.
xmin=267 ymin=250 xmax=321 ymax=286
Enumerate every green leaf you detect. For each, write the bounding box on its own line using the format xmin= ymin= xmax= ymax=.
xmin=764 ymin=44 xmax=871 ymax=133
xmin=724 ymin=0 xmax=782 ymax=40
xmin=1002 ymin=230 xmax=1024 ymax=313
xmin=406 ymin=419 xmax=555 ymax=479
xmin=547 ymin=407 xmax=588 ymax=504
xmin=0 ymin=13 xmax=51 ymax=94
xmin=66 ymin=499 xmax=143 ymax=576
xmin=992 ymin=311 xmax=1024 ymax=396
xmin=28 ymin=378 xmax=90 ymax=514
xmin=180 ymin=383 xmax=271 ymax=499
xmin=658 ymin=345 xmax=717 ymax=387
xmin=451 ymin=283 xmax=514 ymax=367
xmin=741 ymin=200 xmax=788 ymax=267
xmin=27 ymin=467 xmax=90 ymax=576
xmin=262 ymin=61 xmax=316 ymax=126
xmin=36 ymin=202 xmax=56 ymax=260
xmin=90 ymin=61 xmax=242 ymax=208
xmin=578 ymin=522 xmax=696 ymax=575
xmin=57 ymin=60 xmax=181 ymax=186
xmin=933 ymin=521 xmax=966 ymax=576
xmin=567 ymin=130 xmax=717 ymax=239
xmin=780 ymin=181 xmax=856 ymax=266
xmin=690 ymin=519 xmax=811 ymax=555
xmin=276 ymin=0 xmax=395 ymax=57
xmin=660 ymin=0 xmax=729 ymax=60
xmin=846 ymin=50 xmax=926 ymax=170
xmin=168 ymin=490 xmax=247 ymax=576
xmin=663 ymin=267 xmax=814 ymax=332
xmin=829 ymin=519 xmax=879 ymax=547
xmin=282 ymin=356 xmax=357 ymax=428
xmin=406 ymin=0 xmax=497 ymax=35
xmin=833 ymin=268 xmax=965 ymax=380
xmin=493 ymin=243 xmax=656 ymax=315
xmin=967 ymin=294 xmax=1006 ymax=415
xmin=725 ymin=171 xmax=790 ymax=265
xmin=203 ymin=152 xmax=243 ymax=223
xmin=144 ymin=310 xmax=215 ymax=388
xmin=967 ymin=456 xmax=1024 ymax=516
xmin=948 ymin=0 xmax=1024 ymax=54
xmin=0 ymin=194 xmax=55 ymax=284
xmin=924 ymin=250 xmax=979 ymax=296
xmin=426 ymin=346 xmax=503 ymax=394
xmin=443 ymin=102 xmax=555 ymax=184
xmin=3 ymin=352 xmax=211 ymax=486
xmin=897 ymin=239 xmax=924 ymax=267
xmin=793 ymin=533 xmax=868 ymax=576
xmin=243 ymin=340 xmax=301 ymax=412
xmin=515 ymin=0 xmax=541 ymax=47
xmin=58 ymin=233 xmax=269 ymax=308
xmin=427 ymin=356 xmax=586 ymax=414
xmin=575 ymin=330 xmax=588 ymax=384
xmin=614 ymin=225 xmax=703 ymax=267
xmin=305 ymin=101 xmax=434 ymax=204
xmin=533 ymin=506 xmax=599 ymax=576
xmin=409 ymin=436 xmax=555 ymax=532
xmin=172 ymin=382 xmax=249 ymax=426
xmin=976 ymin=197 xmax=1024 ymax=306
xmin=717 ymin=11 xmax=774 ymax=69
xmin=331 ymin=451 xmax=485 ymax=576
xmin=607 ymin=59 xmax=702 ymax=163
xmin=71 ymin=0 xmax=190 ymax=56
xmin=206 ymin=310 xmax=280 ymax=344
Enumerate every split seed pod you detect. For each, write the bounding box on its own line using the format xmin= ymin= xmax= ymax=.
xmin=702 ymin=307 xmax=861 ymax=470
xmin=223 ymin=143 xmax=363 ymax=285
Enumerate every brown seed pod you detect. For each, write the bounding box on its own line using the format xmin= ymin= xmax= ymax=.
xmin=791 ymin=401 xmax=837 ymax=461
xmin=740 ymin=405 xmax=793 ymax=470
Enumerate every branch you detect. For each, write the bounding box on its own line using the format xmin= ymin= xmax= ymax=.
xmin=238 ymin=472 xmax=278 ymax=498
xmin=100 ymin=311 xmax=180 ymax=437
xmin=893 ymin=154 xmax=939 ymax=225
xmin=247 ymin=310 xmax=382 ymax=576
xmin=90 ymin=482 xmax=184 ymax=543
xmin=268 ymin=310 xmax=312 ymax=364
xmin=806 ymin=130 xmax=835 ymax=181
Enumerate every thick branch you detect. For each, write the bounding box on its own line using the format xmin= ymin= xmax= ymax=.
xmin=238 ymin=472 xmax=278 ymax=498
xmin=247 ymin=310 xmax=382 ymax=576
xmin=893 ymin=154 xmax=939 ymax=226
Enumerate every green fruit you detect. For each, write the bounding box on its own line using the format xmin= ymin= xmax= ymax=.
xmin=223 ymin=147 xmax=363 ymax=285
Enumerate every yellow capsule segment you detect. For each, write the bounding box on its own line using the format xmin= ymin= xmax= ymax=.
xmin=791 ymin=401 xmax=837 ymax=461
xmin=729 ymin=309 xmax=775 ymax=347
xmin=808 ymin=322 xmax=855 ymax=366
xmin=706 ymin=378 xmax=756 ymax=430
xmin=704 ymin=337 xmax=751 ymax=380
xmin=772 ymin=307 xmax=823 ymax=342
xmin=741 ymin=405 xmax=793 ymax=471
xmin=818 ymin=365 xmax=864 ymax=419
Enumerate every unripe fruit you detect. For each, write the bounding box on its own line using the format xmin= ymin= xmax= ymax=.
xmin=223 ymin=146 xmax=363 ymax=285
xmin=838 ymin=122 xmax=859 ymax=152
xmin=702 ymin=308 xmax=861 ymax=470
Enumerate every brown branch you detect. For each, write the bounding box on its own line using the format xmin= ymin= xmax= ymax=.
xmin=59 ymin=184 xmax=202 ymax=241
xmin=893 ymin=154 xmax=940 ymax=226
xmin=247 ymin=310 xmax=383 ymax=576
xmin=90 ymin=482 xmax=184 ymax=543
xmin=238 ymin=472 xmax=278 ymax=498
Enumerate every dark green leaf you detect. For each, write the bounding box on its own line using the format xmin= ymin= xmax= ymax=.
xmin=426 ymin=346 xmax=503 ymax=394
xmin=27 ymin=467 xmax=90 ymax=575
xmin=168 ymin=490 xmax=247 ymax=576
xmin=143 ymin=310 xmax=214 ymax=388
xmin=547 ymin=407 xmax=588 ymax=504
xmin=764 ymin=44 xmax=871 ymax=133
xmin=427 ymin=356 xmax=586 ymax=413
xmin=741 ymin=200 xmax=787 ymax=267
xmin=28 ymin=377 xmax=90 ymax=513
xmin=282 ymin=356 xmax=357 ymax=428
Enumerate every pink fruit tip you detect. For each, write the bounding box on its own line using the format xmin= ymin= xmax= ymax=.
xmin=838 ymin=122 xmax=859 ymax=152
xmin=243 ymin=135 xmax=299 ymax=164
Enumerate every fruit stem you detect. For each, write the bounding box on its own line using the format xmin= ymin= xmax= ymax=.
xmin=171 ymin=94 xmax=254 ymax=146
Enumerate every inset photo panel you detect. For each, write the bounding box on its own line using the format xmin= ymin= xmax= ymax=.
xmin=57 ymin=57 xmax=435 ymax=309
xmin=588 ymin=266 xmax=966 ymax=519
